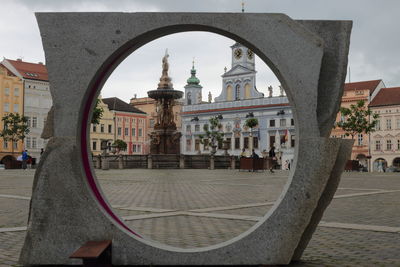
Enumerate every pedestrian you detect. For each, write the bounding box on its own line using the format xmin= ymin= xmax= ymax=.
xmin=251 ymin=149 xmax=259 ymax=159
xmin=40 ymin=148 xmax=44 ymax=156
xmin=240 ymin=148 xmax=247 ymax=158
xmin=22 ymin=150 xmax=28 ymax=170
xmin=268 ymin=146 xmax=276 ymax=173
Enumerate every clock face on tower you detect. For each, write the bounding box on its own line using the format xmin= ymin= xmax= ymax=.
xmin=234 ymin=48 xmax=243 ymax=59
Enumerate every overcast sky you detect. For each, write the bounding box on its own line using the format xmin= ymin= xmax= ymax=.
xmin=1 ymin=0 xmax=399 ymax=103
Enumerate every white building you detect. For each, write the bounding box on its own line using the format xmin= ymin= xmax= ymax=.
xmin=181 ymin=43 xmax=295 ymax=168
xmin=1 ymin=59 xmax=52 ymax=162
xmin=369 ymin=87 xmax=400 ymax=171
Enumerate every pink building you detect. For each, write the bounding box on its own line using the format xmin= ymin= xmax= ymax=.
xmin=102 ymin=97 xmax=148 ymax=155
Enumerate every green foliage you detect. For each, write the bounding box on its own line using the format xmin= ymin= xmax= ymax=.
xmin=198 ymin=116 xmax=224 ymax=150
xmin=112 ymin=139 xmax=127 ymax=152
xmin=91 ymin=99 xmax=104 ymax=125
xmin=245 ymin=118 xmax=259 ymax=129
xmin=0 ymin=113 xmax=29 ymax=153
xmin=336 ymin=100 xmax=379 ymax=139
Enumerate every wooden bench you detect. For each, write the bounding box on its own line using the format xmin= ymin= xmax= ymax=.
xmin=70 ymin=240 xmax=112 ymax=267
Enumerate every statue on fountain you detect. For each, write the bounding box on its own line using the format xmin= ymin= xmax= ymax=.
xmin=147 ymin=50 xmax=183 ymax=154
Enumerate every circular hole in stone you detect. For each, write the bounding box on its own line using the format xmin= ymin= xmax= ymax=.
xmin=90 ymin=32 xmax=295 ymax=249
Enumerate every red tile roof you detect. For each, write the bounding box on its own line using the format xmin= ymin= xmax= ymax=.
xmin=344 ymin=79 xmax=382 ymax=95
xmin=6 ymin=59 xmax=48 ymax=81
xmin=369 ymin=87 xmax=400 ymax=107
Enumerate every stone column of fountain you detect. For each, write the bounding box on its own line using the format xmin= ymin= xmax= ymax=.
xmin=148 ymin=50 xmax=183 ymax=154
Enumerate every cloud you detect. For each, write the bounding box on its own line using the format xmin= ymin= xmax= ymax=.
xmin=2 ymin=0 xmax=399 ymax=104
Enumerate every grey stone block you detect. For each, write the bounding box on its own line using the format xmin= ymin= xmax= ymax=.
xmin=291 ymin=138 xmax=354 ymax=261
xmin=20 ymin=13 xmax=352 ymax=265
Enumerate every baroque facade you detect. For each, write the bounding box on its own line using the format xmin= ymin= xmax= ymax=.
xmin=331 ymin=79 xmax=385 ymax=170
xmin=181 ymin=43 xmax=295 ymax=168
xmin=89 ymin=97 xmax=115 ymax=156
xmin=0 ymin=58 xmax=51 ymax=162
xmin=0 ymin=61 xmax=24 ymax=161
xmin=369 ymin=87 xmax=400 ymax=171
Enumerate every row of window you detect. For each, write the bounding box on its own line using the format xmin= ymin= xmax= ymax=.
xmin=92 ymin=124 xmax=144 ymax=137
xmin=375 ymin=118 xmax=400 ymax=130
xmin=3 ymin=138 xmax=45 ymax=150
xmin=2 ymin=141 xmax=18 ymax=150
xmin=3 ymin=103 xmax=19 ymax=112
xmin=186 ymin=135 xmax=296 ymax=152
xmin=25 ymin=137 xmax=38 ymax=149
xmin=92 ymin=124 xmax=113 ymax=133
xmin=375 ymin=109 xmax=400 ymax=114
xmin=185 ymin=118 xmax=294 ymax=133
xmin=269 ymin=118 xmax=294 ymax=127
xmin=91 ymin=141 xmax=141 ymax=153
xmin=117 ymin=117 xmax=145 ymax=124
xmin=117 ymin=127 xmax=143 ymax=137
xmin=26 ymin=116 xmax=40 ymax=128
xmin=375 ymin=139 xmax=400 ymax=151
xmin=3 ymin=87 xmax=19 ymax=96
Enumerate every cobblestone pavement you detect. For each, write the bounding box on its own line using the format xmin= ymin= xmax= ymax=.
xmin=0 ymin=169 xmax=399 ymax=266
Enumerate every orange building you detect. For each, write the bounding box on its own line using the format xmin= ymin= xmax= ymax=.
xmin=331 ymin=79 xmax=385 ymax=169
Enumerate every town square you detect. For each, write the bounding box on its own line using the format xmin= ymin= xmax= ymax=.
xmin=0 ymin=169 xmax=400 ymax=266
xmin=0 ymin=0 xmax=399 ymax=266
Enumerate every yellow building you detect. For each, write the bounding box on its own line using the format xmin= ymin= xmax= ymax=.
xmin=0 ymin=62 xmax=24 ymax=162
xmin=89 ymin=97 xmax=114 ymax=156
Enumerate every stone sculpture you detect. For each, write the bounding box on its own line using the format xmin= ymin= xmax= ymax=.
xmin=279 ymin=85 xmax=285 ymax=97
xmin=148 ymin=51 xmax=183 ymax=154
xmin=20 ymin=13 xmax=352 ymax=265
xmin=268 ymin=85 xmax=273 ymax=98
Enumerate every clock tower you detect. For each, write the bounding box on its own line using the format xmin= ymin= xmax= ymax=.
xmin=215 ymin=42 xmax=263 ymax=102
xmin=231 ymin=42 xmax=255 ymax=71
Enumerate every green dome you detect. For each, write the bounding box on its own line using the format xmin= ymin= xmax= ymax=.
xmin=186 ymin=65 xmax=201 ymax=86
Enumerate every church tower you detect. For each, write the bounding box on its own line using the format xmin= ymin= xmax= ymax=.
xmin=215 ymin=42 xmax=263 ymax=102
xmin=184 ymin=62 xmax=203 ymax=105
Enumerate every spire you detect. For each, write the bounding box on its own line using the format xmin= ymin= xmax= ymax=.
xmin=186 ymin=60 xmax=201 ymax=86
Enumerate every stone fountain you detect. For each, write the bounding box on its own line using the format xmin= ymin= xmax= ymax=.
xmin=147 ymin=50 xmax=183 ymax=154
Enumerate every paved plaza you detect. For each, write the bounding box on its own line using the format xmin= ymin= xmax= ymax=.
xmin=0 ymin=169 xmax=399 ymax=266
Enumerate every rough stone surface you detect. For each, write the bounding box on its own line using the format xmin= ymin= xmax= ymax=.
xmin=298 ymin=20 xmax=353 ymax=137
xmin=40 ymin=105 xmax=54 ymax=139
xmin=292 ymin=138 xmax=354 ymax=261
xmin=20 ymin=13 xmax=352 ymax=265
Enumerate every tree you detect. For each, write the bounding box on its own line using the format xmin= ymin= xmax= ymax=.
xmin=245 ymin=117 xmax=259 ymax=151
xmin=0 ymin=113 xmax=29 ymax=155
xmin=245 ymin=117 xmax=259 ymax=129
xmin=336 ymin=100 xmax=379 ymax=139
xmin=91 ymin=99 xmax=104 ymax=125
xmin=198 ymin=116 xmax=224 ymax=154
xmin=112 ymin=139 xmax=127 ymax=154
